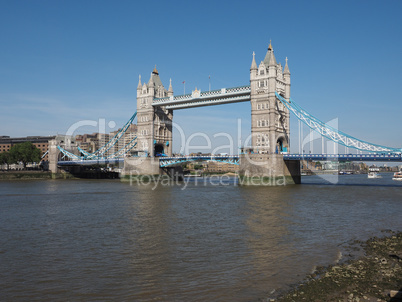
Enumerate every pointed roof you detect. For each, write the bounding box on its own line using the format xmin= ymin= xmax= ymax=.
xmin=263 ymin=40 xmax=277 ymax=67
xmin=148 ymin=72 xmax=154 ymax=86
xmin=147 ymin=66 xmax=167 ymax=96
xmin=268 ymin=40 xmax=273 ymax=50
xmin=137 ymin=75 xmax=142 ymax=89
xmin=268 ymin=50 xmax=277 ymax=66
xmin=168 ymin=78 xmax=173 ymax=92
xmin=250 ymin=51 xmax=257 ymax=70
xmin=153 ymin=64 xmax=159 ymax=75
xmin=284 ymin=57 xmax=290 ymax=74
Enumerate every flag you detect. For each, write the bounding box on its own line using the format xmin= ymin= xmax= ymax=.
xmin=182 ymin=81 xmax=185 ymax=84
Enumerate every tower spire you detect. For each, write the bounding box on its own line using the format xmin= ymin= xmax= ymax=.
xmin=268 ymin=42 xmax=277 ymax=66
xmin=153 ymin=65 xmax=159 ymax=75
xmin=168 ymin=78 xmax=173 ymax=92
xmin=167 ymin=78 xmax=173 ymax=97
xmin=250 ymin=51 xmax=257 ymax=70
xmin=137 ymin=75 xmax=142 ymax=89
xmin=284 ymin=57 xmax=290 ymax=74
xmin=263 ymin=40 xmax=276 ymax=66
xmin=148 ymin=72 xmax=154 ymax=87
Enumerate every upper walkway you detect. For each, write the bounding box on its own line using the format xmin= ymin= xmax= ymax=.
xmin=152 ymin=85 xmax=251 ymax=110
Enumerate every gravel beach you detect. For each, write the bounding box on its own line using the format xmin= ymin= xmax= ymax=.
xmin=269 ymin=231 xmax=402 ymax=302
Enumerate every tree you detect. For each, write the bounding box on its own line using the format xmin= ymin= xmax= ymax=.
xmin=9 ymin=142 xmax=41 ymax=169
xmin=0 ymin=152 xmax=15 ymax=170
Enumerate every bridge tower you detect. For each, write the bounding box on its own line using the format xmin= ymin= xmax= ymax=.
xmin=250 ymin=41 xmax=290 ymax=154
xmin=136 ymin=67 xmax=173 ymax=157
xmin=239 ymin=42 xmax=300 ymax=184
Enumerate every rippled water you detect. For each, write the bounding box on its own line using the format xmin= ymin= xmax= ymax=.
xmin=0 ymin=174 xmax=401 ymax=301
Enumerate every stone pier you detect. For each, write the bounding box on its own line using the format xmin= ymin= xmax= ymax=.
xmin=121 ymin=157 xmax=183 ymax=181
xmin=238 ymin=154 xmax=300 ymax=185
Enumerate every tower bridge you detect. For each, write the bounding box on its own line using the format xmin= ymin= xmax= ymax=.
xmin=50 ymin=41 xmax=401 ymax=184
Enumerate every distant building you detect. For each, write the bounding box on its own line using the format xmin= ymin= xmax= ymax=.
xmin=0 ymin=135 xmax=56 ymax=161
xmin=185 ymin=160 xmax=238 ymax=173
xmin=205 ymin=161 xmax=239 ymax=173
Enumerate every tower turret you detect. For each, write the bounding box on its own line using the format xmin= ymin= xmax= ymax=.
xmin=168 ymin=78 xmax=173 ymax=97
xmin=250 ymin=51 xmax=257 ymax=71
xmin=284 ymin=57 xmax=290 ymax=75
xmin=137 ymin=75 xmax=142 ymax=96
xmin=283 ymin=57 xmax=291 ymax=100
xmin=148 ymin=72 xmax=155 ymax=95
xmin=267 ymin=42 xmax=277 ymax=99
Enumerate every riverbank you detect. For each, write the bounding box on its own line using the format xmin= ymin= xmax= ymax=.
xmin=0 ymin=171 xmax=76 ymax=180
xmin=269 ymin=231 xmax=402 ymax=302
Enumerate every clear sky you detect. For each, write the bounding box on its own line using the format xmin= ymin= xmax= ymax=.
xmin=1 ymin=0 xmax=401 ymax=154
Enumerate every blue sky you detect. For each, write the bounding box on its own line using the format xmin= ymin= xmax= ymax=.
xmin=1 ymin=0 xmax=401 ymax=153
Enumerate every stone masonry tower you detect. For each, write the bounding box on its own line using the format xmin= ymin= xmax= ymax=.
xmin=136 ymin=67 xmax=173 ymax=157
xmin=239 ymin=42 xmax=300 ymax=185
xmin=250 ymin=41 xmax=291 ymax=154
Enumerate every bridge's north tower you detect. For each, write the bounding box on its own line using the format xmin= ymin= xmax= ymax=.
xmin=136 ymin=67 xmax=173 ymax=157
xmin=239 ymin=42 xmax=300 ymax=184
xmin=250 ymin=41 xmax=291 ymax=154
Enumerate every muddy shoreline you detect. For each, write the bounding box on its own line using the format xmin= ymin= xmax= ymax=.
xmin=266 ymin=231 xmax=402 ymax=302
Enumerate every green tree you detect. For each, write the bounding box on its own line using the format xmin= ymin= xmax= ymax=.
xmin=0 ymin=152 xmax=15 ymax=170
xmin=9 ymin=142 xmax=41 ymax=169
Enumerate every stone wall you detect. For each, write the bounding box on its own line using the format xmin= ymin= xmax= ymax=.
xmin=121 ymin=157 xmax=161 ymax=176
xmin=238 ymin=154 xmax=300 ymax=185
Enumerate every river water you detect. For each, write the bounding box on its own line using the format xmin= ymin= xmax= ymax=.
xmin=0 ymin=174 xmax=401 ymax=301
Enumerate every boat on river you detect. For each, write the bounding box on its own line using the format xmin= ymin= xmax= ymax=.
xmin=368 ymin=168 xmax=381 ymax=179
xmin=392 ymin=170 xmax=402 ymax=181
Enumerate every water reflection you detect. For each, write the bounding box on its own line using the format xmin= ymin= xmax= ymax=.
xmin=125 ymin=185 xmax=174 ymax=300
xmin=0 ymin=176 xmax=401 ymax=301
xmin=238 ymin=186 xmax=303 ymax=297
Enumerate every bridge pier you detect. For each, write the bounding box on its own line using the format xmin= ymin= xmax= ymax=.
xmin=238 ymin=154 xmax=300 ymax=185
xmin=48 ymin=139 xmax=60 ymax=174
xmin=122 ymin=157 xmax=160 ymax=177
xmin=121 ymin=157 xmax=183 ymax=181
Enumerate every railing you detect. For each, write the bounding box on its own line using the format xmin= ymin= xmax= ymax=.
xmin=284 ymin=153 xmax=402 ymax=161
xmin=152 ymin=85 xmax=251 ymax=108
xmin=159 ymin=155 xmax=240 ymax=167
xmin=58 ymin=158 xmax=124 ymax=166
xmin=164 ymin=95 xmax=251 ymax=110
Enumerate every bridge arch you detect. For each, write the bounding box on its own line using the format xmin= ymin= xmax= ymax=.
xmin=154 ymin=143 xmax=165 ymax=156
xmin=276 ymin=135 xmax=288 ymax=153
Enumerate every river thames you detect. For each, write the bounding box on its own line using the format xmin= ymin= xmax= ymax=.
xmin=1 ymin=174 xmax=401 ymax=301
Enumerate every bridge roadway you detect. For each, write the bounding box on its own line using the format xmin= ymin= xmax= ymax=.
xmin=152 ymin=86 xmax=251 ymax=110
xmin=57 ymin=153 xmax=402 ymax=167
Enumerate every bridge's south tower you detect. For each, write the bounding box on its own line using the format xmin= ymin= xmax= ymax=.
xmin=136 ymin=67 xmax=173 ymax=157
xmin=250 ymin=42 xmax=290 ymax=154
xmin=240 ymin=42 xmax=299 ymax=184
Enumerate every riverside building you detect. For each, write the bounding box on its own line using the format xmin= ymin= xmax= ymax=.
xmin=0 ymin=135 xmax=56 ymax=161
